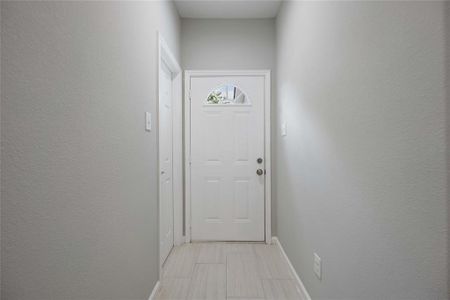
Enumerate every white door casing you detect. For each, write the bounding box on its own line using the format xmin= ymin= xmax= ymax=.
xmin=159 ymin=60 xmax=174 ymax=265
xmin=186 ymin=71 xmax=271 ymax=242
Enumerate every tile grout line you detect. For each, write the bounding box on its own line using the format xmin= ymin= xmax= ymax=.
xmin=185 ymin=256 xmax=197 ymax=299
xmin=258 ymin=246 xmax=268 ymax=300
xmin=225 ymin=252 xmax=228 ymax=299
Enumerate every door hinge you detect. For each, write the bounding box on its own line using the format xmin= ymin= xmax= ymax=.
xmin=189 ymin=90 xmax=192 ymax=101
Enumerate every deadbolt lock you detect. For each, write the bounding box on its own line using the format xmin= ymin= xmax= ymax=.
xmin=257 ymin=158 xmax=263 ymax=164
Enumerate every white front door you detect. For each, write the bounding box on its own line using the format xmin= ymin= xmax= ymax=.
xmin=159 ymin=61 xmax=174 ymax=265
xmin=190 ymin=75 xmax=266 ymax=241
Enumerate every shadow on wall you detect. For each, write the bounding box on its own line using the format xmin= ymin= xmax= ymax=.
xmin=446 ymin=2 xmax=450 ymax=298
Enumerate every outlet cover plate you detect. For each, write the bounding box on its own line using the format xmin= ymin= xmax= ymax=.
xmin=145 ymin=112 xmax=152 ymax=131
xmin=314 ymin=253 xmax=322 ymax=280
xmin=281 ymin=122 xmax=287 ymax=136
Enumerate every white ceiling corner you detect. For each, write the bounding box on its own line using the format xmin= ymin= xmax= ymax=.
xmin=174 ymin=0 xmax=282 ymax=19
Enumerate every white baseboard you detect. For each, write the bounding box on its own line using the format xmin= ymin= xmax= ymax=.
xmin=272 ymin=236 xmax=312 ymax=300
xmin=148 ymin=280 xmax=160 ymax=300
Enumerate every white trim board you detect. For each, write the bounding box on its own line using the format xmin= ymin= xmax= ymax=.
xmin=184 ymin=70 xmax=272 ymax=244
xmin=148 ymin=280 xmax=160 ymax=300
xmin=272 ymin=237 xmax=312 ymax=300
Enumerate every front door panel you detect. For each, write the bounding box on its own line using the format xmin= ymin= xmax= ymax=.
xmin=190 ymin=75 xmax=265 ymax=241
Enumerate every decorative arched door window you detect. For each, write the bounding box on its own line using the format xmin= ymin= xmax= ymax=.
xmin=206 ymin=85 xmax=250 ymax=105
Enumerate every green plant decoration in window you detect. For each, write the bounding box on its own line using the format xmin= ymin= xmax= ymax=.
xmin=207 ymin=91 xmax=224 ymax=104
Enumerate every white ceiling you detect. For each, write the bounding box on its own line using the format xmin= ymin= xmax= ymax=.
xmin=174 ymin=0 xmax=282 ymax=19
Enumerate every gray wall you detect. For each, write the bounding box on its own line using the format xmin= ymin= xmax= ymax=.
xmin=181 ymin=18 xmax=277 ymax=233
xmin=0 ymin=3 xmax=2 ymax=293
xmin=275 ymin=1 xmax=448 ymax=299
xmin=446 ymin=2 xmax=450 ymax=297
xmin=181 ymin=18 xmax=275 ymax=70
xmin=1 ymin=1 xmax=180 ymax=299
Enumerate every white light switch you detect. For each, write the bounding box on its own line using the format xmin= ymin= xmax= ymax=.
xmin=281 ymin=122 xmax=287 ymax=136
xmin=145 ymin=112 xmax=152 ymax=131
xmin=314 ymin=253 xmax=322 ymax=280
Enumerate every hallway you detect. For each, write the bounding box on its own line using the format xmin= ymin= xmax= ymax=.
xmin=1 ymin=1 xmax=449 ymax=299
xmin=155 ymin=242 xmax=306 ymax=299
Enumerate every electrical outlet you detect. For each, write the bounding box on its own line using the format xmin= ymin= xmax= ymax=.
xmin=145 ymin=112 xmax=152 ymax=131
xmin=314 ymin=253 xmax=322 ymax=280
xmin=281 ymin=122 xmax=287 ymax=136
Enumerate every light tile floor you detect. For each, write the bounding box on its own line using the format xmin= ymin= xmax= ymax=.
xmin=155 ymin=242 xmax=306 ymax=300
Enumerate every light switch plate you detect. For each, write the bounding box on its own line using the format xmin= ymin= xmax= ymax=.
xmin=145 ymin=112 xmax=152 ymax=131
xmin=314 ymin=253 xmax=322 ymax=280
xmin=281 ymin=122 xmax=287 ymax=136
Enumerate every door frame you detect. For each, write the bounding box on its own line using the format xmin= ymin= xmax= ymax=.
xmin=184 ymin=70 xmax=272 ymax=244
xmin=157 ymin=33 xmax=183 ymax=271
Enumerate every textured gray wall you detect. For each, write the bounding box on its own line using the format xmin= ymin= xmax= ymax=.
xmin=181 ymin=19 xmax=275 ymax=71
xmin=275 ymin=1 xmax=448 ymax=299
xmin=0 ymin=3 xmax=2 ymax=294
xmin=181 ymin=18 xmax=277 ymax=233
xmin=1 ymin=1 xmax=180 ymax=299
xmin=446 ymin=2 xmax=450 ymax=298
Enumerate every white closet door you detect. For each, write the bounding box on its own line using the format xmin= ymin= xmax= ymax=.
xmin=159 ymin=61 xmax=174 ymax=264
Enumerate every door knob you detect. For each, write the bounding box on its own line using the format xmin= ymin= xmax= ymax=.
xmin=256 ymin=169 xmax=264 ymax=176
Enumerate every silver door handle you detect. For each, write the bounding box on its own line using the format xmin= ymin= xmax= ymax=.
xmin=256 ymin=169 xmax=264 ymax=176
